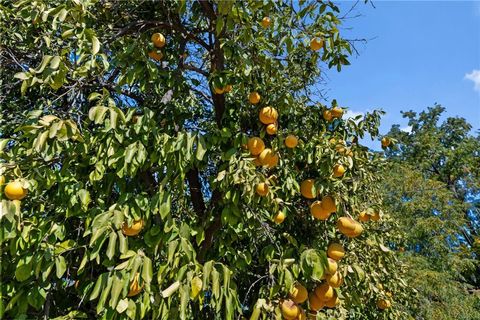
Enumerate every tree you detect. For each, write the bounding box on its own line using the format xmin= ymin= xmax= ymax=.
xmin=0 ymin=1 xmax=409 ymax=319
xmin=382 ymin=106 xmax=480 ymax=319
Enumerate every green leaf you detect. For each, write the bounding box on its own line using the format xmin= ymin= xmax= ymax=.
xmin=196 ymin=135 xmax=207 ymax=161
xmin=14 ymin=72 xmax=30 ymax=80
xmin=116 ymin=298 xmax=129 ymax=314
xmin=15 ymin=261 xmax=32 ymax=282
xmin=55 ymin=256 xmax=66 ymax=279
xmin=142 ymin=256 xmax=153 ymax=284
xmin=109 ymin=272 xmax=123 ymax=309
xmin=92 ymin=36 xmax=100 ymax=55
xmin=106 ymin=231 xmax=117 ymax=260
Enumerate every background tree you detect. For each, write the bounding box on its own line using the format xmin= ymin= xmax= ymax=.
xmin=382 ymin=105 xmax=480 ymax=320
xmin=0 ymin=1 xmax=409 ymax=319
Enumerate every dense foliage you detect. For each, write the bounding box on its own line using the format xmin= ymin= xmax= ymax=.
xmin=383 ymin=106 xmax=480 ymax=320
xmin=1 ymin=1 xmax=412 ymax=319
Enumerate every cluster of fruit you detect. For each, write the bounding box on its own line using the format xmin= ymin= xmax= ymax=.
xmin=279 ymin=243 xmax=346 ymax=319
xmin=148 ymin=33 xmax=166 ymax=61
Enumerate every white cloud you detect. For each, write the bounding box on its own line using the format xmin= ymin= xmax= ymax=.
xmin=344 ymin=110 xmax=364 ymax=122
xmin=400 ymin=126 xmax=412 ymax=133
xmin=465 ymin=69 xmax=480 ymax=91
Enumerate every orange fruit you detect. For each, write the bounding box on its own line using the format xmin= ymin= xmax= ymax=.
xmin=377 ymin=299 xmax=391 ymax=310
xmin=127 ymin=273 xmax=143 ymax=297
xmin=261 ymin=17 xmax=271 ymax=28
xmin=371 ymin=211 xmax=380 ymax=221
xmin=259 ymin=106 xmax=278 ymax=125
xmin=331 ymin=107 xmax=343 ymax=118
xmin=314 ymin=283 xmax=334 ymax=301
xmin=256 ymin=182 xmax=269 ymax=196
xmin=213 ymin=86 xmax=224 ymax=94
xmin=321 ymin=196 xmax=336 ymax=213
xmin=326 ymin=272 xmax=343 ymax=288
xmin=273 ymin=211 xmax=285 ymax=224
xmin=300 ymin=179 xmax=316 ymax=199
xmin=249 ymin=91 xmax=261 ymax=104
xmin=326 ymin=258 xmax=337 ymax=275
xmin=122 ymin=220 xmax=144 ymax=236
xmin=381 ymin=137 xmax=391 ymax=148
xmin=247 ymin=137 xmax=265 ymax=156
xmin=4 ymin=181 xmax=27 ymax=200
xmin=285 ymin=135 xmax=298 ymax=148
xmin=224 ymin=84 xmax=233 ymax=92
xmin=310 ymin=201 xmax=331 ymax=220
xmin=290 ymin=283 xmax=308 ymax=304
xmin=266 ymin=122 xmax=278 ymax=135
xmin=323 ymin=110 xmax=333 ymax=122
xmin=358 ymin=211 xmax=369 ymax=222
xmin=151 ymin=33 xmax=166 ymax=48
xmin=310 ymin=38 xmax=324 ymax=51
xmin=309 ymin=293 xmax=324 ymax=311
xmin=280 ymin=299 xmax=300 ymax=320
xmin=332 ymin=164 xmax=345 ymax=177
xmin=148 ymin=50 xmax=163 ymax=61
xmin=327 ymin=243 xmax=345 ymax=261
xmin=324 ymin=292 xmax=339 ymax=308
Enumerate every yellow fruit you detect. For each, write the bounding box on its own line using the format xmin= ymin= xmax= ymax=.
xmin=148 ymin=50 xmax=163 ymax=61
xmin=296 ymin=307 xmax=307 ymax=320
xmin=191 ymin=276 xmax=203 ymax=298
xmin=274 ymin=211 xmax=285 ymax=224
xmin=359 ymin=211 xmax=369 ymax=222
xmin=249 ymin=91 xmax=261 ymax=104
xmin=371 ymin=211 xmax=380 ymax=221
xmin=324 ymin=292 xmax=339 ymax=308
xmin=266 ymin=122 xmax=278 ymax=135
xmin=213 ymin=86 xmax=224 ymax=94
xmin=127 ymin=273 xmax=142 ymax=297
xmin=261 ymin=16 xmax=271 ymax=28
xmin=337 ymin=217 xmax=356 ymax=233
xmin=151 ymin=33 xmax=166 ymax=48
xmin=247 ymin=137 xmax=265 ymax=156
xmin=268 ymin=153 xmax=279 ymax=168
xmin=331 ymin=107 xmax=343 ymax=118
xmin=326 ymin=258 xmax=337 ymax=275
xmin=377 ymin=299 xmax=391 ymax=310
xmin=335 ymin=144 xmax=347 ymax=155
xmin=332 ymin=164 xmax=345 ymax=178
xmin=122 ymin=220 xmax=144 ymax=236
xmin=280 ymin=299 xmax=300 ymax=320
xmin=381 ymin=137 xmax=391 ymax=148
xmin=310 ymin=38 xmax=324 ymax=51
xmin=386 ymin=291 xmax=393 ymax=298
xmin=259 ymin=106 xmax=278 ymax=125
xmin=285 ymin=135 xmax=298 ymax=148
xmin=323 ymin=110 xmax=333 ymax=122
xmin=256 ymin=182 xmax=269 ymax=196
xmin=321 ymin=196 xmax=336 ymax=213
xmin=314 ymin=283 xmax=334 ymax=301
xmin=309 ymin=293 xmax=324 ymax=311
xmin=326 ymin=272 xmax=343 ymax=288
xmin=0 ymin=176 xmax=5 ymax=185
xmin=224 ymin=84 xmax=233 ymax=93
xmin=4 ymin=181 xmax=27 ymax=200
xmin=310 ymin=201 xmax=331 ymax=220
xmin=290 ymin=283 xmax=308 ymax=304
xmin=337 ymin=217 xmax=363 ymax=238
xmin=253 ymin=157 xmax=262 ymax=167
xmin=300 ymin=179 xmax=316 ymax=199
xmin=259 ymin=148 xmax=274 ymax=165
xmin=327 ymin=243 xmax=345 ymax=261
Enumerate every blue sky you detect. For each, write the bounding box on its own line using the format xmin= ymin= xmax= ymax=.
xmin=324 ymin=1 xmax=480 ymax=149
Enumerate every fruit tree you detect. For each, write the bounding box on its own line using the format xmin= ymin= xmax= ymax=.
xmin=0 ymin=1 xmax=409 ymax=319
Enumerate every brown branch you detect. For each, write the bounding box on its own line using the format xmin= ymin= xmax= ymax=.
xmin=186 ymin=168 xmax=206 ymax=215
